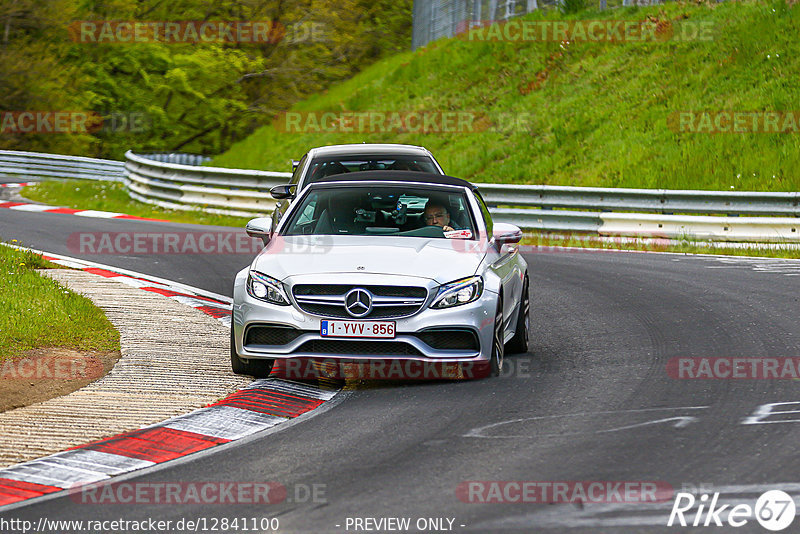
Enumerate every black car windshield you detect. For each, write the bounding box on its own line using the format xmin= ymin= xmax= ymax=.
xmin=282 ymin=186 xmax=476 ymax=239
xmin=305 ymin=155 xmax=438 ymax=182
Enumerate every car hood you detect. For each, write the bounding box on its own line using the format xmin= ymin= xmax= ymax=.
xmin=252 ymin=235 xmax=486 ymax=284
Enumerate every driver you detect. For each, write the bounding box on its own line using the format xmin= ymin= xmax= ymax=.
xmin=423 ymin=202 xmax=458 ymax=232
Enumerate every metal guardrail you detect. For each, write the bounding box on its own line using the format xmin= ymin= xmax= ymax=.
xmin=123 ymin=151 xmax=291 ymax=218
xmin=136 ymin=153 xmax=212 ymax=166
xmin=479 ymin=183 xmax=800 ymax=217
xmin=488 ymin=208 xmax=800 ymax=242
xmin=0 ymin=150 xmax=125 ymax=182
xmin=482 ymin=184 xmax=800 ymax=242
xmin=411 ymin=0 xmax=677 ymax=50
xmin=2 ymin=149 xmax=798 ymax=242
xmin=122 ymin=152 xmax=799 ymax=242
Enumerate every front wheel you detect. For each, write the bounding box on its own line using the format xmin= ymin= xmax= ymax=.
xmin=468 ymin=300 xmax=504 ymax=379
xmin=506 ymin=274 xmax=529 ymax=355
xmin=230 ymin=329 xmax=274 ymax=377
xmin=489 ymin=300 xmax=504 ymax=377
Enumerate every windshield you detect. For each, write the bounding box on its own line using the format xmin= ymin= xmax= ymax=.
xmin=282 ymin=185 xmax=476 ymax=239
xmin=305 ymin=154 xmax=438 ymax=183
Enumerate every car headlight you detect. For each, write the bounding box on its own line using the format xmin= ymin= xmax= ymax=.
xmin=246 ymin=271 xmax=290 ymax=306
xmin=431 ymin=276 xmax=483 ymax=309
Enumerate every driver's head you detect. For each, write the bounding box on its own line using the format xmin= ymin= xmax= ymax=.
xmin=423 ymin=202 xmax=451 ymax=228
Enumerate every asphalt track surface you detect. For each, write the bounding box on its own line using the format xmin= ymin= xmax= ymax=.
xmin=2 ymin=205 xmax=800 ymax=533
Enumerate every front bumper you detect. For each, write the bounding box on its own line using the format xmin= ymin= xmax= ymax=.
xmin=232 ymin=271 xmax=497 ymax=364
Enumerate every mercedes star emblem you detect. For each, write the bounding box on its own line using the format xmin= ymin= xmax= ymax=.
xmin=344 ymin=288 xmax=373 ymax=318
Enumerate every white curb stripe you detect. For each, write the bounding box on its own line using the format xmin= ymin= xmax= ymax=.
xmin=0 ymin=201 xmax=165 ymax=221
xmin=246 ymin=378 xmax=338 ymax=401
xmin=8 ymin=204 xmax=52 ymax=212
xmin=170 ymin=295 xmax=221 ymax=308
xmin=45 ymin=258 xmax=94 ymax=269
xmin=19 ymin=246 xmax=231 ymax=304
xmin=112 ymin=277 xmax=152 ymax=288
xmin=0 ymin=462 xmax=110 ymax=489
xmin=47 ymin=450 xmax=156 ymax=475
xmin=162 ymin=406 xmax=286 ymax=440
xmin=72 ymin=210 xmax=126 ymax=218
xmin=5 ymin=244 xmax=233 ymax=327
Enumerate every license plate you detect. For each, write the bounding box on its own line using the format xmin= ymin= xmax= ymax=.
xmin=320 ymin=320 xmax=395 ymax=339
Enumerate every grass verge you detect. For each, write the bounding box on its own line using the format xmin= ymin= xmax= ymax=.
xmin=211 ymin=0 xmax=800 ymax=192
xmin=0 ymin=242 xmax=120 ymax=361
xmin=21 ymin=180 xmax=254 ymax=227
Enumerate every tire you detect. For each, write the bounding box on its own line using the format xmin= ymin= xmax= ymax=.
xmin=468 ymin=300 xmax=504 ymax=379
xmin=230 ymin=329 xmax=274 ymax=377
xmin=506 ymin=274 xmax=530 ymax=355
xmin=489 ymin=299 xmax=504 ymax=377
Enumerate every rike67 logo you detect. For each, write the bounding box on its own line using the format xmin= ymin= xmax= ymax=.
xmin=668 ymin=490 xmax=796 ymax=531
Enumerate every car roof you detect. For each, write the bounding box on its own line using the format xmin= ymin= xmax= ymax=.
xmin=310 ymin=170 xmax=478 ymax=191
xmin=307 ymin=144 xmax=431 ymax=157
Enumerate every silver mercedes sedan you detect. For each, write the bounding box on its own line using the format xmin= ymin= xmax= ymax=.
xmin=231 ymin=171 xmax=529 ymax=380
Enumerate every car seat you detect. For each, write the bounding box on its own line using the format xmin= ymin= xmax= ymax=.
xmin=329 ymin=195 xmax=366 ymax=234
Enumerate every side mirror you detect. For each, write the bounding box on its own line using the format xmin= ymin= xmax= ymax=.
xmin=246 ymin=217 xmax=273 ymax=246
xmin=270 ymin=184 xmax=296 ymax=200
xmin=291 ymin=160 xmax=300 ymax=172
xmin=493 ymin=223 xmax=523 ymax=247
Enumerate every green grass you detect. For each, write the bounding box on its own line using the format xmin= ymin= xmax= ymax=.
xmin=211 ymin=0 xmax=800 ymax=192
xmin=0 ymin=243 xmax=120 ymax=360
xmin=21 ymin=180 xmax=253 ymax=227
xmin=522 ymin=233 xmax=800 ymax=258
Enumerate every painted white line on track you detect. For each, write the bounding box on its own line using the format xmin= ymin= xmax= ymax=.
xmin=464 ymin=406 xmax=710 ymax=438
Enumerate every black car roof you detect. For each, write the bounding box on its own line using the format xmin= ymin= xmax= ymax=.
xmin=311 ymin=170 xmax=478 ymax=191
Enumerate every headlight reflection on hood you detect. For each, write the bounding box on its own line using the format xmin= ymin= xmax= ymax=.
xmin=431 ymin=276 xmax=483 ymax=309
xmin=246 ymin=271 xmax=290 ymax=306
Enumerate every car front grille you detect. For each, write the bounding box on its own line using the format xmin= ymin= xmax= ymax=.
xmin=295 ymin=339 xmax=422 ymax=356
xmin=292 ymin=284 xmax=428 ymax=319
